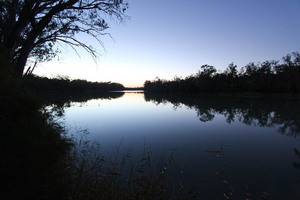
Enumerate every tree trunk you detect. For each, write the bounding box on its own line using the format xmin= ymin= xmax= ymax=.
xmin=14 ymin=52 xmax=30 ymax=78
xmin=13 ymin=32 xmax=37 ymax=78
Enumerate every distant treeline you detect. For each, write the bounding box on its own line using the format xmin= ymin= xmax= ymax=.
xmin=23 ymin=75 xmax=125 ymax=93
xmin=144 ymin=52 xmax=300 ymax=93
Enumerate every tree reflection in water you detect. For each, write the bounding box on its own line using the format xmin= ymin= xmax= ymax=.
xmin=144 ymin=93 xmax=300 ymax=137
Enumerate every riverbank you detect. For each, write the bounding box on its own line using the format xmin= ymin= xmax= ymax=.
xmin=0 ymin=81 xmax=179 ymax=200
xmin=0 ymin=81 xmax=72 ymax=199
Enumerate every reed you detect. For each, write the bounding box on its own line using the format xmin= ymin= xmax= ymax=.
xmin=61 ymin=129 xmax=179 ymax=200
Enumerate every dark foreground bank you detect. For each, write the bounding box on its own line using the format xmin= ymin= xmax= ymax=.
xmin=0 ymin=81 xmax=180 ymax=200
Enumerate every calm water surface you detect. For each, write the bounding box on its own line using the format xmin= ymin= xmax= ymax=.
xmin=62 ymin=91 xmax=300 ymax=199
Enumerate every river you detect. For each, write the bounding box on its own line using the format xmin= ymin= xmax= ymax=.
xmin=59 ymin=91 xmax=300 ymax=199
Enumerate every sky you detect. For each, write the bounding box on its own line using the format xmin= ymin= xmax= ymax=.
xmin=33 ymin=0 xmax=300 ymax=87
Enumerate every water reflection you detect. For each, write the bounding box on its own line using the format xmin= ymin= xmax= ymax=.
xmin=57 ymin=92 xmax=300 ymax=199
xmin=144 ymin=93 xmax=300 ymax=137
xmin=44 ymin=91 xmax=125 ymax=104
xmin=45 ymin=91 xmax=125 ymax=118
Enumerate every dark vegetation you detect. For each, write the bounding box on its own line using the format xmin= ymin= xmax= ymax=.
xmin=63 ymin=131 xmax=179 ymax=200
xmin=22 ymin=74 xmax=125 ymax=104
xmin=0 ymin=81 xmax=72 ymax=199
xmin=144 ymin=52 xmax=300 ymax=93
xmin=23 ymin=74 xmax=125 ymax=93
xmin=0 ymin=0 xmax=128 ymax=78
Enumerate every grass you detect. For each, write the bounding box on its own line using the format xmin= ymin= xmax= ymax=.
xmin=62 ymin=129 xmax=179 ymax=200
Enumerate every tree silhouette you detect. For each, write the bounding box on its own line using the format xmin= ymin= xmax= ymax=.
xmin=198 ymin=64 xmax=217 ymax=78
xmin=0 ymin=0 xmax=128 ymax=78
xmin=144 ymin=52 xmax=300 ymax=93
xmin=224 ymin=62 xmax=238 ymax=78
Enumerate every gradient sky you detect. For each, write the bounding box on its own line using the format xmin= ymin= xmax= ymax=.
xmin=33 ymin=0 xmax=300 ymax=87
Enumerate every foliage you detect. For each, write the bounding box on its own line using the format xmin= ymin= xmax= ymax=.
xmin=144 ymin=52 xmax=300 ymax=93
xmin=0 ymin=0 xmax=128 ymax=78
xmin=23 ymin=74 xmax=125 ymax=93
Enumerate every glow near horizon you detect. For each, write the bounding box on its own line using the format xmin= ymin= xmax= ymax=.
xmin=32 ymin=0 xmax=300 ymax=87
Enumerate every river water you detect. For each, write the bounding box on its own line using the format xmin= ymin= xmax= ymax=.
xmin=61 ymin=91 xmax=300 ymax=199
